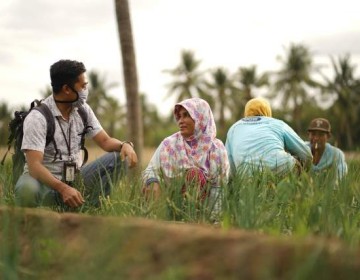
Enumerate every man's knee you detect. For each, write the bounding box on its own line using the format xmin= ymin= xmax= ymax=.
xmin=99 ymin=152 xmax=124 ymax=176
xmin=106 ymin=152 xmax=121 ymax=167
xmin=15 ymin=175 xmax=41 ymax=207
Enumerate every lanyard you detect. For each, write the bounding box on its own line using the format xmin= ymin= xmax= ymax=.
xmin=56 ymin=117 xmax=72 ymax=157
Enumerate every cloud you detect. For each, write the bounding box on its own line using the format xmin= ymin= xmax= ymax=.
xmin=307 ymin=31 xmax=360 ymax=55
xmin=1 ymin=0 xmax=112 ymax=35
xmin=0 ymin=0 xmax=359 ymax=112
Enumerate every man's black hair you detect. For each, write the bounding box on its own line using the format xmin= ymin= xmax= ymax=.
xmin=50 ymin=59 xmax=86 ymax=94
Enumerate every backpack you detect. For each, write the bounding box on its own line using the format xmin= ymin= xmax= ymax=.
xmin=1 ymin=99 xmax=91 ymax=185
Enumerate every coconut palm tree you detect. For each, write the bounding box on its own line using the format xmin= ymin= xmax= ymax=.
xmin=86 ymin=71 xmax=127 ymax=138
xmin=87 ymin=70 xmax=116 ymax=118
xmin=322 ymin=54 xmax=360 ymax=149
xmin=236 ymin=65 xmax=269 ymax=102
xmin=115 ymin=0 xmax=143 ymax=164
xmin=272 ymin=43 xmax=320 ymax=132
xmin=206 ymin=67 xmax=234 ymax=139
xmin=164 ymin=50 xmax=207 ymax=103
xmin=231 ymin=65 xmax=269 ymax=122
xmin=139 ymin=93 xmax=179 ymax=147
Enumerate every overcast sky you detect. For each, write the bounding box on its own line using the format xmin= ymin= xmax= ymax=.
xmin=1 ymin=0 xmax=359 ymax=115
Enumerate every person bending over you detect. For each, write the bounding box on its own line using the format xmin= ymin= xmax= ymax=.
xmin=225 ymin=97 xmax=312 ymax=177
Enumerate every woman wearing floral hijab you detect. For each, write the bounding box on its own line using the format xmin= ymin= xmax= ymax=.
xmin=142 ymin=98 xmax=229 ymax=205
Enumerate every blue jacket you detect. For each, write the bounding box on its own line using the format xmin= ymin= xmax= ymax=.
xmin=225 ymin=116 xmax=312 ymax=176
xmin=306 ymin=142 xmax=347 ymax=180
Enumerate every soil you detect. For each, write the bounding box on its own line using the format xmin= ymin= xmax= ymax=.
xmin=1 ymin=206 xmax=360 ymax=279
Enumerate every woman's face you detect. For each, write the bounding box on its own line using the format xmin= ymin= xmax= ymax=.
xmin=176 ymin=106 xmax=195 ymax=138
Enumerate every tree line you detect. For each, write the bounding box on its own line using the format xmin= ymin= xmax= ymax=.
xmin=0 ymin=43 xmax=359 ymax=151
xmin=164 ymin=43 xmax=360 ymax=150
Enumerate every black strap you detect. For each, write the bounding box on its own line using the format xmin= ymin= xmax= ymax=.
xmin=52 ymin=139 xmax=61 ymax=161
xmin=30 ymin=99 xmax=42 ymax=109
xmin=77 ymin=106 xmax=93 ymax=166
xmin=56 ymin=117 xmax=72 ymax=157
xmin=33 ymin=103 xmax=55 ymax=146
xmin=33 ymin=103 xmax=62 ymax=162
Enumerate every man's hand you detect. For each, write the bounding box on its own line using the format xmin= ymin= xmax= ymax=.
xmin=59 ymin=184 xmax=85 ymax=208
xmin=92 ymin=131 xmax=138 ymax=168
xmin=121 ymin=142 xmax=138 ymax=168
xmin=26 ymin=150 xmax=84 ymax=207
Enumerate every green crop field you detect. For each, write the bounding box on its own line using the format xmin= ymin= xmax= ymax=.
xmin=1 ymin=149 xmax=360 ymax=244
xmin=1 ymin=150 xmax=360 ymax=279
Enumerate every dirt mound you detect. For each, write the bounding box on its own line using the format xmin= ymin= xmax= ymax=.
xmin=1 ymin=206 xmax=359 ymax=279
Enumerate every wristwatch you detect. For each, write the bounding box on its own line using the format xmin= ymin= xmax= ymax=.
xmin=120 ymin=141 xmax=134 ymax=152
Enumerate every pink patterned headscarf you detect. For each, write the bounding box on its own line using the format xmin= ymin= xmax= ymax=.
xmin=158 ymin=98 xmax=228 ymax=185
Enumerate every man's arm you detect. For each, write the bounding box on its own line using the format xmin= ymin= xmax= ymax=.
xmin=25 ymin=150 xmax=84 ymax=208
xmin=141 ymin=145 xmax=162 ymax=199
xmin=142 ymin=182 xmax=161 ymax=200
xmin=337 ymin=149 xmax=348 ymax=180
xmin=283 ymin=124 xmax=313 ymax=171
xmin=92 ymin=130 xmax=138 ymax=168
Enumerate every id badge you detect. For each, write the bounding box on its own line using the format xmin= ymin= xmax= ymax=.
xmin=63 ymin=161 xmax=77 ymax=183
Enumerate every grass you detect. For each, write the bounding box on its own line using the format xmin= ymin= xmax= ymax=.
xmin=1 ymin=150 xmax=360 ymax=279
xmin=1 ymin=150 xmax=360 ymax=241
xmin=103 ymin=157 xmax=360 ymax=247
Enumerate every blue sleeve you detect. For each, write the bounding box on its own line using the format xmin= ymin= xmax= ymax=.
xmin=142 ymin=144 xmax=162 ymax=186
xmin=282 ymin=123 xmax=312 ymax=164
xmin=225 ymin=127 xmax=236 ymax=176
xmin=336 ymin=150 xmax=348 ymax=180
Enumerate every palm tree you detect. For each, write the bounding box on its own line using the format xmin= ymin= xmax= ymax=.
xmin=115 ymin=0 xmax=144 ymax=164
xmin=272 ymin=43 xmax=320 ymax=132
xmin=236 ymin=65 xmax=269 ymax=102
xmin=140 ymin=93 xmax=178 ymax=147
xmin=103 ymin=96 xmax=125 ymax=138
xmin=322 ymin=54 xmax=360 ymax=149
xmin=86 ymin=71 xmax=127 ymax=138
xmin=87 ymin=71 xmax=115 ymax=118
xmin=164 ymin=50 xmax=207 ymax=103
xmin=232 ymin=65 xmax=269 ymax=121
xmin=206 ymin=67 xmax=233 ymax=139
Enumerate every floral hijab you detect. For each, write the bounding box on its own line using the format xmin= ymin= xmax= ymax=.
xmin=158 ymin=98 xmax=229 ymax=185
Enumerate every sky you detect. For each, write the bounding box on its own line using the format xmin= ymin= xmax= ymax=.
xmin=0 ymin=0 xmax=360 ymax=116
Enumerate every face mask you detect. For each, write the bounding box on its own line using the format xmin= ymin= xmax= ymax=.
xmin=54 ymin=85 xmax=87 ymax=105
xmin=73 ymin=88 xmax=89 ymax=107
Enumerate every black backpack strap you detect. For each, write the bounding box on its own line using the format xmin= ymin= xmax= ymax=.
xmin=33 ymin=103 xmax=55 ymax=146
xmin=30 ymin=99 xmax=42 ymax=109
xmin=77 ymin=105 xmax=93 ymax=166
xmin=33 ymin=103 xmax=60 ymax=162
